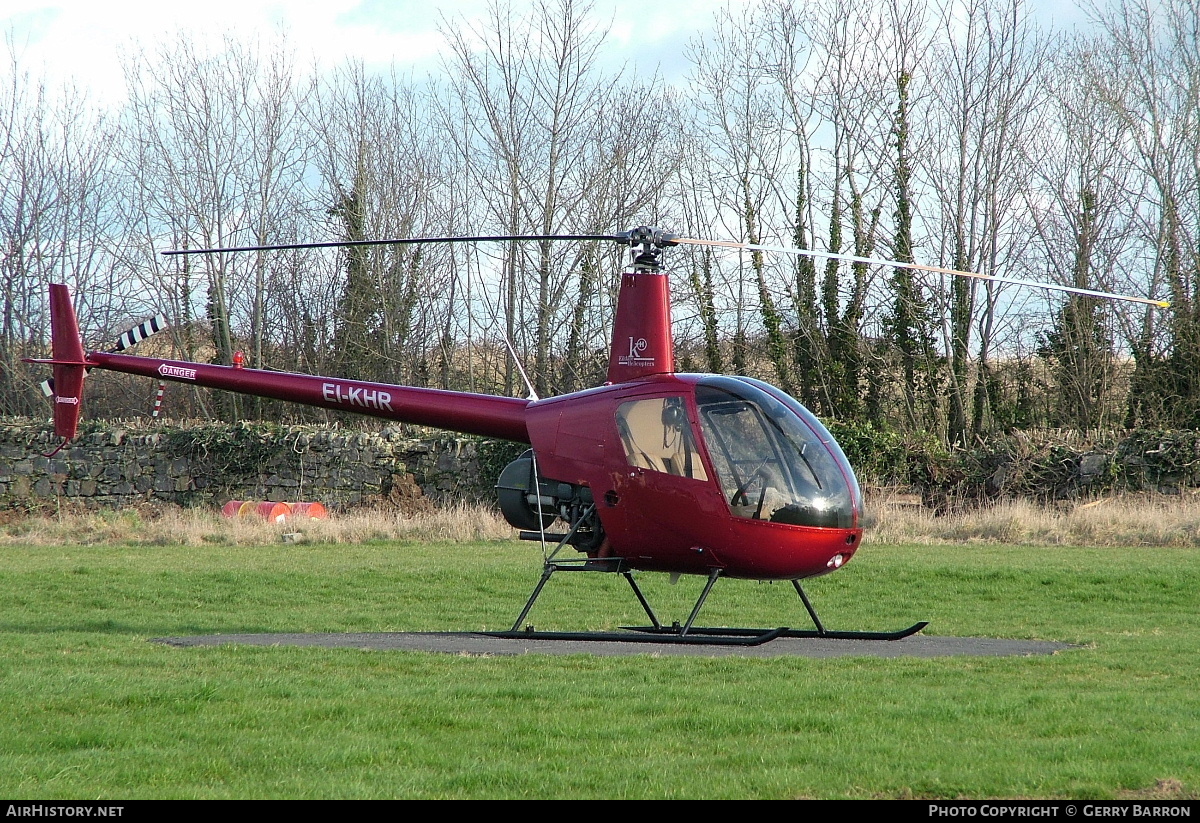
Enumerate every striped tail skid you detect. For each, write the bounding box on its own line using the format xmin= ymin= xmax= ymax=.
xmin=152 ymin=382 xmax=165 ymax=418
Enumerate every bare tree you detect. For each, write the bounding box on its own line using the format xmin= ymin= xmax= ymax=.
xmin=311 ymin=63 xmax=448 ymax=388
xmin=687 ymin=3 xmax=793 ymax=387
xmin=441 ymin=0 xmax=673 ymax=397
xmin=118 ymin=34 xmax=315 ymax=419
xmin=922 ymin=0 xmax=1048 ymax=441
xmin=1025 ymin=38 xmax=1134 ymax=430
xmin=1081 ymin=0 xmax=1200 ymax=427
xmin=1 ymin=42 xmax=118 ymax=417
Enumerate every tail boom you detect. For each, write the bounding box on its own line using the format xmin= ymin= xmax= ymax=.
xmin=85 ymin=351 xmax=532 ymax=443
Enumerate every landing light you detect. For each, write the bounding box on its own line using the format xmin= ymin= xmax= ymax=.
xmin=826 ymin=553 xmax=845 ymax=569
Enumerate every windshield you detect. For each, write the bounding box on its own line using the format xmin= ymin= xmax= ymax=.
xmin=695 ymin=376 xmax=859 ymax=528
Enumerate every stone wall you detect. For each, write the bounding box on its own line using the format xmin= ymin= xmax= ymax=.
xmin=8 ymin=416 xmax=1196 ymax=513
xmin=0 ymin=418 xmax=520 ymax=511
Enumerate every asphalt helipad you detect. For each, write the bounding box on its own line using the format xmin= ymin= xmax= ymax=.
xmin=153 ymin=631 xmax=1074 ymax=658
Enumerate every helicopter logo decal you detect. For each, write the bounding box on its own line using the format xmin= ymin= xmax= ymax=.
xmin=618 ymin=337 xmax=654 ymax=368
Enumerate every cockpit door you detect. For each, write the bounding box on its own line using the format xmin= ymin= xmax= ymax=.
xmin=606 ymin=393 xmax=730 ymax=571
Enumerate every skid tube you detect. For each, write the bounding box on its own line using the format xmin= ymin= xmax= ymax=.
xmin=481 ymin=557 xmax=927 ymax=646
xmin=623 ymin=580 xmax=928 ymax=641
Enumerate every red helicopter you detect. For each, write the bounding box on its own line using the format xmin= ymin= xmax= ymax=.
xmin=32 ymin=227 xmax=1168 ymax=645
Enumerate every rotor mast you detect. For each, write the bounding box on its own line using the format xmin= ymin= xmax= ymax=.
xmin=605 ymin=226 xmax=679 ymax=384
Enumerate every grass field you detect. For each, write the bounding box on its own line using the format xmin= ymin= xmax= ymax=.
xmin=0 ymin=529 xmax=1197 ymax=799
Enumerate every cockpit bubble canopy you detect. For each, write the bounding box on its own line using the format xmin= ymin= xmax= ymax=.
xmin=694 ymin=376 xmax=860 ymax=529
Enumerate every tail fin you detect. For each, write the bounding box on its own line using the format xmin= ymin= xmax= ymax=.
xmin=48 ymin=284 xmax=87 ymax=440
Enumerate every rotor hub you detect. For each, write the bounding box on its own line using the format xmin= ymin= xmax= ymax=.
xmin=618 ymin=226 xmax=678 ymax=272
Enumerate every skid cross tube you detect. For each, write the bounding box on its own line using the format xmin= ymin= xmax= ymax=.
xmin=509 ymin=563 xmax=555 ymax=632
xmin=793 ymin=579 xmax=826 ymax=635
xmin=624 ymin=571 xmax=662 ymax=630
xmin=681 ymin=569 xmax=721 ymax=637
xmin=508 ymin=559 xmax=723 ymax=636
xmin=506 ymin=557 xmax=655 ymax=633
xmin=496 ymin=562 xmax=929 ymax=645
xmin=486 ymin=559 xmax=788 ymax=646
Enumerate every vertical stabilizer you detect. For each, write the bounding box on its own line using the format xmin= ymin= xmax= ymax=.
xmin=48 ymin=284 xmax=87 ymax=439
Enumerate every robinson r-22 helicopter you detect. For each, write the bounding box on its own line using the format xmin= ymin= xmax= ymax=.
xmin=32 ymin=227 xmax=1168 ymax=645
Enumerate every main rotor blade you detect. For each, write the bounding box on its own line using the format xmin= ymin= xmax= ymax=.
xmin=677 ymin=237 xmax=1171 ymax=309
xmin=161 ymin=234 xmax=623 ymax=256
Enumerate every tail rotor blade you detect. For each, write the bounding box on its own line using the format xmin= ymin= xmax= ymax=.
xmin=112 ymin=314 xmax=167 ymax=352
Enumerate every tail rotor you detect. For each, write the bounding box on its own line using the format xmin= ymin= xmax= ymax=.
xmin=30 ymin=285 xmax=169 ymax=440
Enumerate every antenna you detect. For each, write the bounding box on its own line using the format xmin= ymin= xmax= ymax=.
xmin=503 ymin=337 xmax=539 ymax=402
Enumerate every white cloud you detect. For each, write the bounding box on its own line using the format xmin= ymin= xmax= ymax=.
xmin=3 ymin=0 xmax=1089 ymax=108
xmin=2 ymin=0 xmax=733 ymax=105
xmin=4 ymin=0 xmax=734 ymax=106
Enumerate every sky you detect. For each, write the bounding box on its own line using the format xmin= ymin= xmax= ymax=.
xmin=3 ymin=0 xmax=1091 ymax=106
xmin=2 ymin=0 xmax=739 ymax=105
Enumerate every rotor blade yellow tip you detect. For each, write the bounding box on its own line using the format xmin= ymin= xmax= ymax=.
xmin=1158 ymin=301 xmax=1172 ymax=309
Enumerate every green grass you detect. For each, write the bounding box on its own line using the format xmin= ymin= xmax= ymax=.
xmin=0 ymin=538 xmax=1196 ymax=799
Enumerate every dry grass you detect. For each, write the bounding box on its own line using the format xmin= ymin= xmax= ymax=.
xmin=866 ymin=490 xmax=1200 ymax=548
xmin=4 ymin=491 xmax=1200 ymax=548
xmin=0 ymin=501 xmax=518 ymax=547
xmin=1116 ymin=779 xmax=1193 ymax=801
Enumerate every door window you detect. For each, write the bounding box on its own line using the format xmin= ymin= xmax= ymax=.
xmin=615 ymin=396 xmax=708 ymax=481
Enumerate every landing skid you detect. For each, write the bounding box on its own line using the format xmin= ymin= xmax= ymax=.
xmin=481 ymin=625 xmax=791 ymax=647
xmin=620 ymin=622 xmax=929 ymax=642
xmin=485 ymin=556 xmax=927 ymax=646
